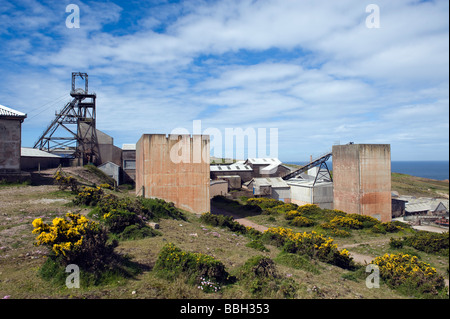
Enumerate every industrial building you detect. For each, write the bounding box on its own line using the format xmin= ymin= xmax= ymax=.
xmin=122 ymin=143 xmax=136 ymax=183
xmin=248 ymin=177 xmax=291 ymax=202
xmin=136 ymin=134 xmax=210 ymax=214
xmin=0 ymin=104 xmax=27 ymax=181
xmin=244 ymin=158 xmax=291 ymax=178
xmin=20 ymin=147 xmax=61 ymax=171
xmin=332 ymin=144 xmax=392 ymax=222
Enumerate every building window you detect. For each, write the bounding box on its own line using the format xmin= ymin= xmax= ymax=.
xmin=124 ymin=160 xmax=136 ymax=170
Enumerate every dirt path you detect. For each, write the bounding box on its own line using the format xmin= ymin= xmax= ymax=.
xmin=210 ymin=206 xmax=269 ymax=232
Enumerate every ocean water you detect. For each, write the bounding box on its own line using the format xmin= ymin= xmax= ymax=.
xmin=286 ymin=161 xmax=449 ymax=181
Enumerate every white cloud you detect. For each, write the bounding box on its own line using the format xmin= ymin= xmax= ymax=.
xmin=0 ymin=0 xmax=448 ymax=161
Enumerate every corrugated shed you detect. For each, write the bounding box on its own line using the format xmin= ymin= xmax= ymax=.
xmin=21 ymin=147 xmax=61 ymax=158
xmin=210 ymin=163 xmax=253 ymax=172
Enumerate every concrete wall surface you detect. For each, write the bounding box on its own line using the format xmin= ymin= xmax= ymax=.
xmin=333 ymin=144 xmax=391 ymax=222
xmin=289 ymin=182 xmax=333 ymax=209
xmin=0 ymin=119 xmax=22 ymax=173
xmin=210 ymin=180 xmax=228 ymax=198
xmin=136 ymin=134 xmax=210 ymax=214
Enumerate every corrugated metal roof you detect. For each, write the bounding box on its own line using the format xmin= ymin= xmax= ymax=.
xmin=405 ymin=198 xmax=449 ymax=213
xmin=246 ymin=158 xmax=279 ymax=165
xmin=21 ymin=147 xmax=61 ymax=158
xmin=210 ymin=163 xmax=253 ymax=172
xmin=0 ymin=104 xmax=27 ymax=118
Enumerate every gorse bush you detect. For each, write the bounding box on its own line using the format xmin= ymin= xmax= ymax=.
xmin=154 ymin=243 xmax=230 ymax=289
xmin=54 ymin=171 xmax=79 ymax=192
xmin=290 ymin=216 xmax=315 ymax=227
xmin=32 ymin=212 xmax=97 ymax=259
xmin=371 ymin=253 xmax=446 ymax=296
xmin=84 ymin=192 xmax=184 ymax=240
xmin=31 ymin=213 xmax=138 ymax=283
xmin=212 ymin=196 xmax=262 ymax=215
xmin=200 ymin=212 xmax=247 ymax=234
xmin=263 ymin=227 xmax=354 ymax=269
xmin=73 ymin=186 xmax=104 ymax=206
xmin=237 ymin=255 xmax=297 ymax=298
xmin=402 ymin=231 xmax=449 ymax=256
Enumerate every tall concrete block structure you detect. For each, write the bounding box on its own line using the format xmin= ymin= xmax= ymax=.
xmin=332 ymin=144 xmax=391 ymax=222
xmin=136 ymin=134 xmax=210 ymax=214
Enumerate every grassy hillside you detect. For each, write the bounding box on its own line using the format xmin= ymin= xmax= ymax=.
xmin=0 ymin=166 xmax=448 ymax=300
xmin=391 ymin=172 xmax=449 ymax=198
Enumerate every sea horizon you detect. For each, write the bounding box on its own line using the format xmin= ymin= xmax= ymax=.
xmin=285 ymin=160 xmax=449 ymax=181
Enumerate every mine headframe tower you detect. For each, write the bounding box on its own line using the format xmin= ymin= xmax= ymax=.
xmin=33 ymin=72 xmax=100 ymax=165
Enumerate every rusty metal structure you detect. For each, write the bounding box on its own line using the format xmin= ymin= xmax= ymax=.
xmin=282 ymin=152 xmax=333 ymax=185
xmin=34 ymin=72 xmax=100 ymax=165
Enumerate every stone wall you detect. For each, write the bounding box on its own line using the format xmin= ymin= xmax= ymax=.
xmin=0 ymin=119 xmax=22 ymax=173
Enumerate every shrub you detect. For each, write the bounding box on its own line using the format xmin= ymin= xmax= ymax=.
xmin=403 ymin=231 xmax=449 ymax=256
xmin=246 ymin=197 xmax=284 ymax=209
xmin=262 ymin=227 xmax=354 ymax=269
xmin=347 ymin=214 xmax=380 ymax=228
xmin=32 ymin=213 xmax=129 ymax=279
xmin=154 ymin=243 xmax=230 ymax=287
xmin=381 ymin=222 xmax=403 ymax=233
xmin=246 ymin=239 xmax=269 ymax=252
xmin=285 ymin=210 xmax=301 ymax=220
xmin=118 ymin=224 xmax=160 ymax=240
xmin=389 ymin=237 xmax=404 ymax=249
xmin=87 ymin=193 xmax=182 ymax=239
xmin=73 ymin=186 xmax=104 ymax=206
xmin=328 ymin=216 xmax=363 ymax=229
xmin=296 ymin=204 xmax=322 ymax=217
xmin=237 ymin=255 xmax=297 ymax=298
xmin=331 ymin=228 xmax=351 ymax=238
xmin=54 ymin=171 xmax=78 ymax=192
xmin=138 ymin=197 xmax=186 ymax=221
xmin=32 ymin=212 xmax=98 ymax=260
xmin=200 ymin=212 xmax=248 ymax=234
xmin=371 ymin=253 xmax=446 ymax=296
xmin=99 ymin=183 xmax=113 ymax=190
xmin=290 ymin=216 xmax=315 ymax=227
xmin=371 ymin=223 xmax=387 ymax=234
xmin=274 ymin=251 xmax=320 ymax=274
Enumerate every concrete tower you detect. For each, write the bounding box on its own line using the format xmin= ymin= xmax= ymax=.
xmin=332 ymin=144 xmax=391 ymax=222
xmin=136 ymin=134 xmax=210 ymax=214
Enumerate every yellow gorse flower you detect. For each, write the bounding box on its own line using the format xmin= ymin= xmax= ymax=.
xmin=31 ymin=213 xmax=98 ymax=258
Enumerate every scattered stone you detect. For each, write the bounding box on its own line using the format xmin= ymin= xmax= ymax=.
xmin=147 ymin=222 xmax=159 ymax=229
xmin=189 ymin=233 xmax=198 ymax=237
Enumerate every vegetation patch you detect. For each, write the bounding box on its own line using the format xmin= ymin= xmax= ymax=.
xmin=394 ymin=231 xmax=449 ymax=256
xmin=154 ymin=243 xmax=231 ymax=292
xmin=262 ymin=227 xmax=354 ymax=270
xmin=274 ymin=251 xmax=321 ymax=274
xmin=371 ymin=253 xmax=446 ymax=297
xmin=236 ymin=255 xmax=297 ymax=298
xmin=32 ymin=213 xmax=141 ymax=286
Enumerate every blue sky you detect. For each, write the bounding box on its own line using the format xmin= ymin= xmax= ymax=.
xmin=0 ymin=0 xmax=448 ymax=161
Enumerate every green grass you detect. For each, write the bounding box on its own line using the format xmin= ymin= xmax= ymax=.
xmin=391 ymin=172 xmax=449 ymax=198
xmin=0 ymin=175 xmax=448 ymax=299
